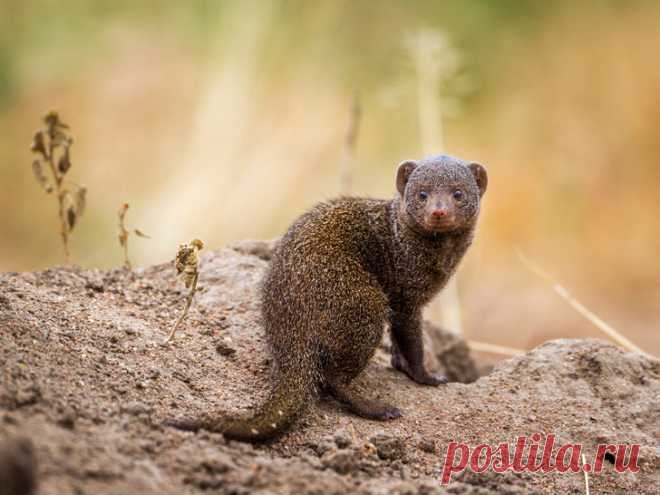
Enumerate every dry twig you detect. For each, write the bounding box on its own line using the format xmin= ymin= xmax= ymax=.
xmin=406 ymin=29 xmax=463 ymax=334
xmin=467 ymin=340 xmax=525 ymax=357
xmin=339 ymin=91 xmax=361 ymax=194
xmin=516 ymin=250 xmax=653 ymax=359
xmin=117 ymin=203 xmax=150 ymax=269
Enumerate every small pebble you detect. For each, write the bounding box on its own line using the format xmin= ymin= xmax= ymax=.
xmin=333 ymin=427 xmax=353 ymax=448
xmin=215 ymin=341 xmax=237 ymax=357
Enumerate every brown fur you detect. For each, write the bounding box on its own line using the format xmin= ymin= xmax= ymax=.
xmin=166 ymin=155 xmax=487 ymax=442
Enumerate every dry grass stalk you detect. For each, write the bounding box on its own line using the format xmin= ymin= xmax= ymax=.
xmin=406 ymin=29 xmax=463 ymax=334
xmin=516 ymin=250 xmax=653 ymax=359
xmin=117 ymin=203 xmax=150 ymax=269
xmin=347 ymin=422 xmax=358 ymax=444
xmin=165 ymin=239 xmax=204 ymax=343
xmin=339 ymin=91 xmax=362 ymax=194
xmin=30 ymin=111 xmax=86 ymax=264
xmin=581 ymin=454 xmax=590 ymax=495
xmin=467 ymin=340 xmax=525 ymax=357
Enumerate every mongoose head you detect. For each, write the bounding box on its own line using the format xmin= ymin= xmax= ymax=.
xmin=396 ymin=155 xmax=487 ymax=235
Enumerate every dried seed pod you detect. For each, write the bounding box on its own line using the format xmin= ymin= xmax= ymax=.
xmin=44 ymin=111 xmax=68 ymax=136
xmin=32 ymin=160 xmax=52 ymax=193
xmin=119 ymin=203 xmax=129 ymax=221
xmin=45 ymin=114 xmax=71 ymax=148
xmin=174 ymin=239 xmax=204 ymax=287
xmin=175 ymin=244 xmax=200 ymax=288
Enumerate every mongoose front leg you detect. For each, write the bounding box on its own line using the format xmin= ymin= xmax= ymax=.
xmin=390 ymin=306 xmax=447 ymax=386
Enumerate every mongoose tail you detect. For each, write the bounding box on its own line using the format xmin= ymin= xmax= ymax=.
xmin=166 ymin=354 xmax=317 ymax=442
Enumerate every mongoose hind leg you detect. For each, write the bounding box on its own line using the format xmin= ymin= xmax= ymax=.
xmin=328 ymin=380 xmax=402 ymax=421
xmin=390 ymin=307 xmax=447 ymax=386
xmin=319 ymin=280 xmax=397 ymax=420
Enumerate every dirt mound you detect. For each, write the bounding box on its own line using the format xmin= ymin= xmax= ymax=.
xmin=1 ymin=242 xmax=658 ymax=494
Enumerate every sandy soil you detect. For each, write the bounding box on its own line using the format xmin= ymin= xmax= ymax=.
xmin=0 ymin=240 xmax=658 ymax=494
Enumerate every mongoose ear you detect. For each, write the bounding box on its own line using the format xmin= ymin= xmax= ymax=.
xmin=468 ymin=162 xmax=488 ymax=198
xmin=396 ymin=160 xmax=418 ymax=197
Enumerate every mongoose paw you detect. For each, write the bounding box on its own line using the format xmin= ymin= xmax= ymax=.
xmin=331 ymin=384 xmax=403 ymax=421
xmin=424 ymin=372 xmax=449 ymax=386
xmin=392 ymin=359 xmax=448 ymax=386
xmin=410 ymin=371 xmax=448 ymax=386
xmin=356 ymin=404 xmax=403 ymax=421
xmin=373 ymin=406 xmax=403 ymax=421
xmin=163 ymin=417 xmax=204 ymax=432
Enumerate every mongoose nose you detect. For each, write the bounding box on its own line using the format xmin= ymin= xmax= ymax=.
xmin=432 ymin=209 xmax=447 ymax=217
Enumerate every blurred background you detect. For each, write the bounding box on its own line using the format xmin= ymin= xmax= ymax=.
xmin=1 ymin=0 xmax=659 ymax=356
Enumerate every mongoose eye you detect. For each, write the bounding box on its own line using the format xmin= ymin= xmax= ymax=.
xmin=418 ymin=191 xmax=428 ymax=200
xmin=452 ymin=190 xmax=464 ymax=201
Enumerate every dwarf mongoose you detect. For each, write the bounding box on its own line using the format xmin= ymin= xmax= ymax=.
xmin=168 ymin=154 xmax=487 ymax=441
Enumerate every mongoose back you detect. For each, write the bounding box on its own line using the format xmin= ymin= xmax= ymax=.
xmin=167 ymin=155 xmax=488 ymax=441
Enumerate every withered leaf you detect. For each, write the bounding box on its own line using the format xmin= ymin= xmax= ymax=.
xmin=31 ymin=131 xmax=46 ymax=156
xmin=66 ymin=206 xmax=77 ymax=231
xmin=61 ymin=190 xmax=81 ymax=232
xmin=174 ymin=245 xmax=192 ymax=274
xmin=134 ymin=229 xmax=150 ymax=238
xmin=32 ymin=160 xmax=53 ymax=193
xmin=58 ymin=147 xmax=71 ymax=174
xmin=75 ymin=186 xmax=86 ymax=216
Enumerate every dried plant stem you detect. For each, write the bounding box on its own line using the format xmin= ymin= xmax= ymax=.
xmin=411 ymin=33 xmax=444 ymax=158
xmin=165 ymin=239 xmax=204 ymax=344
xmin=117 ymin=203 xmax=149 ymax=269
xmin=31 ymin=112 xmax=83 ymax=265
xmin=436 ymin=274 xmax=462 ymax=334
xmin=166 ymin=272 xmax=199 ymax=344
xmin=347 ymin=422 xmax=358 ymax=444
xmin=339 ymin=92 xmax=361 ymax=194
xmin=467 ymin=340 xmax=525 ymax=356
xmin=409 ymin=29 xmax=462 ymax=334
xmin=123 ymin=242 xmax=130 ymax=269
xmin=581 ymin=454 xmax=590 ymax=495
xmin=118 ymin=204 xmax=131 ymax=269
xmin=45 ymin=144 xmax=70 ymax=264
xmin=516 ymin=250 xmax=653 ymax=359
